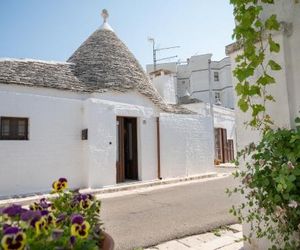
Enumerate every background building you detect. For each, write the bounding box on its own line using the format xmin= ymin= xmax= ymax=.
xmin=146 ymin=54 xmax=234 ymax=109
xmin=147 ymin=54 xmax=236 ymax=164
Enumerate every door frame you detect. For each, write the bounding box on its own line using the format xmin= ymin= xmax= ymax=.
xmin=116 ymin=117 xmax=125 ymax=183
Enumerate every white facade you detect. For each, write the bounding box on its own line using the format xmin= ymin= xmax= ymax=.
xmin=0 ymin=84 xmax=215 ymax=198
xmin=227 ymin=1 xmax=300 ymax=249
xmin=146 ymin=54 xmax=234 ymax=109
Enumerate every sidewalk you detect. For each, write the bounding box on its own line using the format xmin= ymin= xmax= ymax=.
xmin=145 ymin=224 xmax=243 ymax=250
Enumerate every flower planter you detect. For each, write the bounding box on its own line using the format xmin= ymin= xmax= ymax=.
xmin=101 ymin=232 xmax=114 ymax=250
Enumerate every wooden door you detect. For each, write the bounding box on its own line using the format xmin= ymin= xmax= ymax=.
xmin=116 ymin=117 xmax=138 ymax=183
xmin=215 ymin=128 xmax=223 ymax=161
xmin=221 ymin=128 xmax=228 ymax=163
xmin=124 ymin=118 xmax=138 ymax=180
xmin=214 ymin=128 xmax=229 ymax=163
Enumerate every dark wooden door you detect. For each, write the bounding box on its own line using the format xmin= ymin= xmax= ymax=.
xmin=116 ymin=117 xmax=138 ymax=183
xmin=215 ymin=128 xmax=223 ymax=161
xmin=124 ymin=118 xmax=138 ymax=180
xmin=215 ymin=128 xmax=229 ymax=163
xmin=221 ymin=128 xmax=228 ymax=163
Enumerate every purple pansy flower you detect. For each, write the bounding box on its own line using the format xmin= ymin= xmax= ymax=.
xmin=20 ymin=210 xmax=41 ymax=222
xmin=72 ymin=193 xmax=94 ymax=209
xmin=70 ymin=214 xmax=90 ymax=239
xmin=2 ymin=204 xmax=27 ymax=217
xmin=3 ymin=226 xmax=20 ymax=235
xmin=71 ymin=214 xmax=84 ymax=225
xmin=1 ymin=226 xmax=26 ymax=250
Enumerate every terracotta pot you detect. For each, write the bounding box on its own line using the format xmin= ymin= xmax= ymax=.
xmin=101 ymin=231 xmax=114 ymax=250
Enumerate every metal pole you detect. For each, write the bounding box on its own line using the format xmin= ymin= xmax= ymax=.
xmin=208 ymin=59 xmax=216 ymax=160
xmin=153 ymin=40 xmax=157 ymax=71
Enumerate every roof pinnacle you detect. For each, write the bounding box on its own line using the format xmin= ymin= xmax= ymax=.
xmin=101 ymin=9 xmax=109 ymax=23
xmin=100 ymin=9 xmax=113 ymax=31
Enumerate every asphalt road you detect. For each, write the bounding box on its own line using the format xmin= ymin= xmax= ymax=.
xmin=101 ymin=172 xmax=239 ymax=250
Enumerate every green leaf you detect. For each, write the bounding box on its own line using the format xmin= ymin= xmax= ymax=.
xmin=235 ymin=83 xmax=244 ymax=96
xmin=276 ymin=184 xmax=283 ymax=192
xmin=268 ymin=37 xmax=280 ymax=53
xmin=257 ymin=74 xmax=275 ymax=85
xmin=249 ymin=85 xmax=261 ymax=96
xmin=238 ymin=99 xmax=249 ymax=112
xmin=268 ymin=60 xmax=282 ymax=71
xmin=252 ymin=104 xmax=265 ymax=116
xmin=266 ymin=95 xmax=275 ymax=101
xmin=265 ymin=14 xmax=280 ymax=31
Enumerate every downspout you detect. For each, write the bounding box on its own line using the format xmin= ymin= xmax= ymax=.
xmin=208 ymin=58 xmax=216 ymax=160
xmin=156 ymin=117 xmax=161 ymax=179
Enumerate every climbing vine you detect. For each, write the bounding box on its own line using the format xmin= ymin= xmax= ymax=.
xmin=228 ymin=1 xmax=300 ymax=249
xmin=231 ymin=0 xmax=281 ymax=130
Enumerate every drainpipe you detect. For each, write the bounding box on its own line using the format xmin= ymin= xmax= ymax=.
xmin=208 ymin=59 xmax=216 ymax=160
xmin=156 ymin=117 xmax=161 ymax=179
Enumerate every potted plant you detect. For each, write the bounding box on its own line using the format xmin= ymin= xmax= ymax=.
xmin=0 ymin=178 xmax=114 ymax=250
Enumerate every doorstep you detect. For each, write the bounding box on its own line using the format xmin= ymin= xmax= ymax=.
xmin=0 ymin=172 xmax=218 ymax=206
xmin=216 ymin=163 xmax=237 ymax=168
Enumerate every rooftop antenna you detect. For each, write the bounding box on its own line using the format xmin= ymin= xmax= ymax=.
xmin=148 ymin=37 xmax=180 ymax=72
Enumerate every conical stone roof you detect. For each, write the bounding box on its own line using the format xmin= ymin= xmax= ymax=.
xmin=67 ymin=19 xmax=191 ymax=114
xmin=0 ymin=11 xmax=192 ymax=114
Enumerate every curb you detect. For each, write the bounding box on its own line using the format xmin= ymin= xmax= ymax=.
xmin=84 ymin=172 xmax=218 ymax=195
xmin=0 ymin=172 xmax=218 ymax=206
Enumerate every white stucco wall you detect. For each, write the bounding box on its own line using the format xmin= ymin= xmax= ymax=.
xmin=82 ymin=99 xmax=116 ymax=188
xmin=0 ymin=87 xmax=161 ymax=197
xmin=94 ymin=91 xmax=160 ymax=183
xmin=0 ymin=83 xmax=216 ymax=197
xmin=159 ymin=113 xmax=214 ymax=178
xmin=0 ymin=85 xmax=86 ymax=198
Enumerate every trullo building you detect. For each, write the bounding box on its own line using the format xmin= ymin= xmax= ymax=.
xmin=0 ymin=11 xmax=215 ymax=198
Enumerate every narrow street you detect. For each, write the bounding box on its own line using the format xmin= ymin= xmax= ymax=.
xmin=101 ymin=169 xmax=239 ymax=250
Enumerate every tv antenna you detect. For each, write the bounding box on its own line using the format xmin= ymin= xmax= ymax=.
xmin=148 ymin=37 xmax=180 ymax=72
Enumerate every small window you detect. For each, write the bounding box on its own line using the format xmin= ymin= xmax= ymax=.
xmin=215 ymin=92 xmax=221 ymax=104
xmin=214 ymin=72 xmax=219 ymax=81
xmin=0 ymin=117 xmax=29 ymax=140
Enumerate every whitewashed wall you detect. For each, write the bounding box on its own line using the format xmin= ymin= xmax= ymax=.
xmin=0 ymin=85 xmax=216 ymax=197
xmin=84 ymin=91 xmax=159 ymax=187
xmin=0 ymin=85 xmax=86 ymax=198
xmin=159 ymin=113 xmax=214 ymax=178
xmin=82 ymin=99 xmax=116 ymax=188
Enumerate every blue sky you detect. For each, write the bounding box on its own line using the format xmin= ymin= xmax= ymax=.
xmin=0 ymin=0 xmax=235 ymax=68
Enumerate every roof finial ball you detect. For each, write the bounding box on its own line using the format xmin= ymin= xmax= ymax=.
xmin=101 ymin=9 xmax=109 ymax=23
